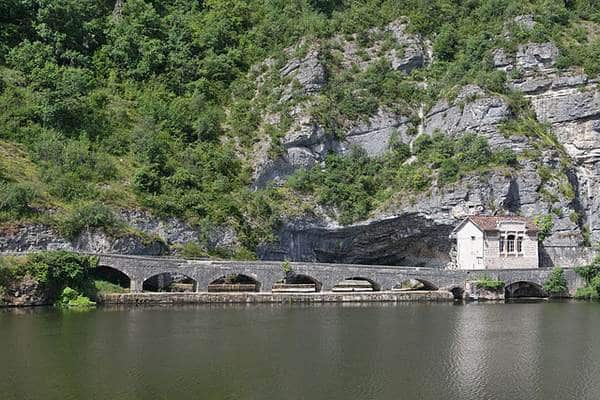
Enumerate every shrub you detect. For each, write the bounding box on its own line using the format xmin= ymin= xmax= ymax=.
xmin=27 ymin=251 xmax=97 ymax=297
xmin=475 ymin=275 xmax=505 ymax=290
xmin=58 ymin=202 xmax=121 ymax=239
xmin=543 ymin=267 xmax=568 ymax=296
xmin=433 ymin=24 xmax=458 ymax=61
xmin=280 ymin=259 xmax=293 ymax=280
xmin=574 ymin=286 xmax=598 ymax=300
xmin=591 ymin=275 xmax=600 ymax=297
xmin=94 ymin=280 xmax=127 ymax=294
xmin=179 ymin=242 xmax=208 ymax=258
xmin=534 ymin=214 xmax=554 ymax=242
xmin=0 ymin=182 xmax=37 ymax=216
xmin=493 ymin=148 xmax=518 ymax=166
xmin=56 ymin=287 xmax=96 ymax=308
xmin=285 ymin=133 xmax=517 ymax=225
xmin=133 ymin=165 xmax=162 ymax=194
xmin=0 ymin=252 xmax=97 ymax=304
xmin=438 ymin=159 xmax=460 ymax=184
xmin=574 ymin=255 xmax=600 ymax=285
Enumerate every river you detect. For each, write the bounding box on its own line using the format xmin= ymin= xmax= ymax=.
xmin=1 ymin=301 xmax=600 ymax=400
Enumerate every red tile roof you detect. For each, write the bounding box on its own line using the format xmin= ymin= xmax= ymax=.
xmin=468 ymin=215 xmax=538 ymax=232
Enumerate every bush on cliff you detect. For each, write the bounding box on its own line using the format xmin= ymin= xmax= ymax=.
xmin=58 ymin=202 xmax=122 ymax=239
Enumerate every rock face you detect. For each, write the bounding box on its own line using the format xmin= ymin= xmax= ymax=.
xmin=339 ymin=20 xmax=430 ymax=73
xmin=280 ymin=47 xmax=326 ymax=95
xmin=252 ymin=19 xmax=428 ymax=188
xmin=0 ymin=224 xmax=71 ymax=253
xmin=423 ymin=85 xmax=523 ymax=151
xmin=260 ymin=212 xmax=453 ymax=267
xmin=0 ymin=223 xmax=168 ymax=255
xmin=258 ymin=41 xmax=591 ymax=267
xmin=0 ymin=275 xmax=49 ymax=306
xmin=494 ymin=41 xmax=600 ymax=244
xmin=260 ymin=163 xmax=572 ymax=267
xmin=0 ymin=210 xmax=239 ymax=256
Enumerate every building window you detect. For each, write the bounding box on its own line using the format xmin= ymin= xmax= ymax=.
xmin=517 ymin=236 xmax=523 ymax=253
xmin=507 ymin=234 xmax=516 ymax=253
xmin=499 ymin=236 xmax=505 ymax=253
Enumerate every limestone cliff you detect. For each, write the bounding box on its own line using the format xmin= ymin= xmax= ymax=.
xmin=250 ymin=23 xmax=597 ymax=267
xmin=2 ymin=18 xmax=599 ymax=269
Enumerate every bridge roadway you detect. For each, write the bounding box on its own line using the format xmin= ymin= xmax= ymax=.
xmin=98 ymin=254 xmax=585 ymax=294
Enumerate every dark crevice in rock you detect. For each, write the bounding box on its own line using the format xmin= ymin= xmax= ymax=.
xmin=259 ymin=213 xmax=452 ymax=267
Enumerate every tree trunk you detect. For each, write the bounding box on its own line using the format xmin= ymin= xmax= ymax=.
xmin=112 ymin=0 xmax=124 ymax=20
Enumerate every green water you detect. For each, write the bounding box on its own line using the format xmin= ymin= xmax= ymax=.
xmin=1 ymin=302 xmax=600 ymax=400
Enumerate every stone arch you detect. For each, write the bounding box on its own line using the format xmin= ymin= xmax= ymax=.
xmin=143 ymin=272 xmax=197 ymax=292
xmin=209 ymin=274 xmax=261 ymax=292
xmin=449 ymin=286 xmax=465 ymax=300
xmin=333 ymin=277 xmax=380 ymax=292
xmin=394 ymin=278 xmax=438 ymax=291
xmin=276 ymin=273 xmax=322 ymax=292
xmin=505 ymin=281 xmax=547 ymax=299
xmin=92 ymin=265 xmax=131 ymax=290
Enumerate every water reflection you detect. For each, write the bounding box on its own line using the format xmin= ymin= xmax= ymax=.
xmin=1 ymin=302 xmax=600 ymax=400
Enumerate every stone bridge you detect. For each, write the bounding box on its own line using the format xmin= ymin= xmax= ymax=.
xmin=97 ymin=254 xmax=585 ymax=295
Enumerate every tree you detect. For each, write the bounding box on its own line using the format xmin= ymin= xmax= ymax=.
xmin=534 ymin=214 xmax=554 ymax=242
xmin=575 ymin=255 xmax=600 ymax=285
xmin=433 ymin=23 xmax=458 ymax=61
xmin=543 ymin=267 xmax=568 ymax=296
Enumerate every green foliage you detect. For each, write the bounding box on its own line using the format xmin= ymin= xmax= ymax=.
xmin=0 ymin=181 xmax=37 ymax=217
xmin=0 ymin=252 xmax=97 ymax=304
xmin=575 ymin=255 xmax=600 ymax=285
xmin=58 ymin=202 xmax=121 ymax=239
xmin=27 ymin=251 xmax=97 ymax=296
xmin=313 ymin=58 xmax=422 ymax=129
xmin=1 ymin=0 xmax=599 ymax=254
xmin=574 ymin=285 xmax=600 ymax=300
xmin=543 ymin=267 xmax=568 ymax=296
xmin=179 ymin=242 xmax=208 ymax=259
xmin=475 ymin=275 xmax=505 ymax=290
xmin=433 ymin=24 xmax=458 ymax=61
xmin=534 ymin=214 xmax=554 ymax=242
xmin=289 ymin=133 xmax=516 ymax=224
xmin=281 ymin=260 xmax=293 ymax=275
xmin=574 ymin=255 xmax=600 ymax=300
xmin=56 ymin=286 xmax=96 ymax=309
xmin=94 ymin=280 xmax=127 ymax=294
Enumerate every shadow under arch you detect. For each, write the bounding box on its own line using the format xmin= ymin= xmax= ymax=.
xmin=449 ymin=286 xmax=465 ymax=300
xmin=505 ymin=281 xmax=547 ymax=299
xmin=279 ymin=273 xmax=323 ymax=292
xmin=209 ymin=274 xmax=261 ymax=292
xmin=394 ymin=278 xmax=439 ymax=291
xmin=333 ymin=277 xmax=381 ymax=292
xmin=143 ymin=272 xmax=197 ymax=292
xmin=92 ymin=265 xmax=131 ymax=290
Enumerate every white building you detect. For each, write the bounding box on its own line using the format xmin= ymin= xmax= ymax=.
xmin=450 ymin=215 xmax=539 ymax=270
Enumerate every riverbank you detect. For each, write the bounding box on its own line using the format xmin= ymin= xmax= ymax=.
xmin=97 ymin=290 xmax=455 ymax=305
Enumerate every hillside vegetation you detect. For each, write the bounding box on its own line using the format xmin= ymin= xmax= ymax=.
xmin=1 ymin=0 xmax=599 ymax=256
